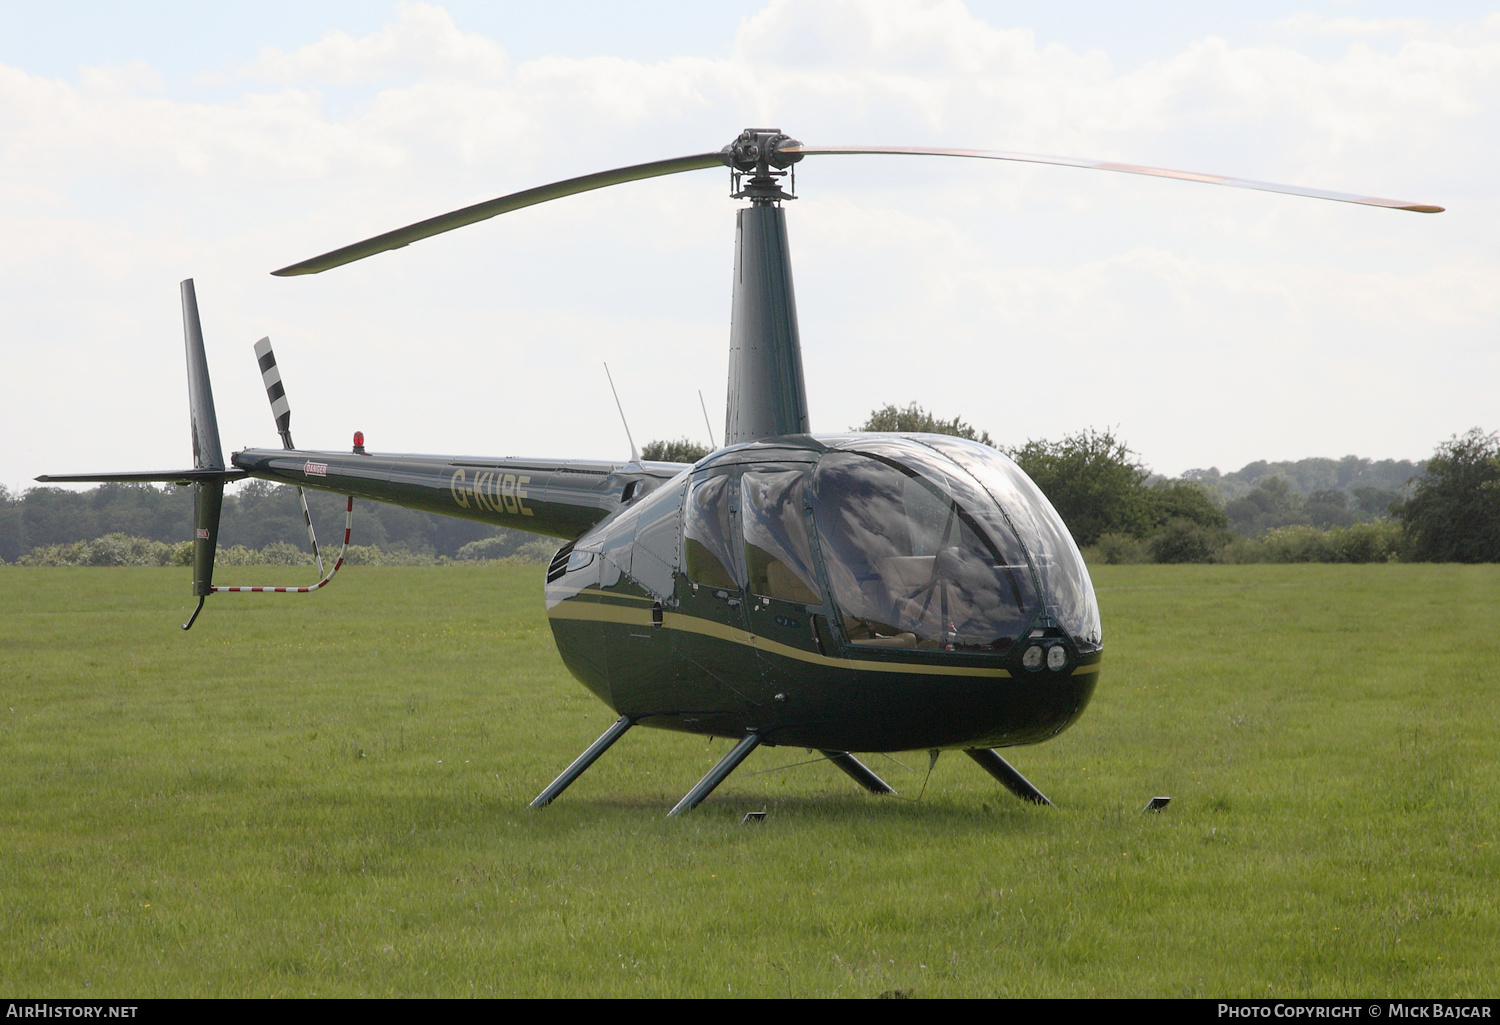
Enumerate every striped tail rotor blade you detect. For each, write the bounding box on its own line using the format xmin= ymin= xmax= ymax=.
xmin=299 ymin=486 xmax=324 ymax=576
xmin=253 ymin=336 xmax=293 ymax=448
xmin=252 ymin=336 xmax=323 ymax=570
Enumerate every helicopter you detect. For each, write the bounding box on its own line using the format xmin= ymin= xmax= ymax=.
xmin=39 ymin=129 xmax=1442 ymax=816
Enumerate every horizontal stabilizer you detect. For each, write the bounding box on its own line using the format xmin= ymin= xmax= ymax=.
xmin=35 ymin=469 xmax=249 ymax=485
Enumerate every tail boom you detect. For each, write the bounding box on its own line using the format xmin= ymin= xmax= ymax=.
xmin=232 ymin=448 xmax=684 ymax=540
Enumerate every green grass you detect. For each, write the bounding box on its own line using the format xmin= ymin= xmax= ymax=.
xmin=1 ymin=563 xmax=1496 ymax=997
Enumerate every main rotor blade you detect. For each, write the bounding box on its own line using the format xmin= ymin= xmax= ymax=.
xmin=272 ymin=152 xmax=725 ymax=276
xmin=783 ymin=144 xmax=1444 ymax=214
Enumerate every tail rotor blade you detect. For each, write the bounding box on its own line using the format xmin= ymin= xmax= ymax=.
xmin=252 ymin=336 xmax=324 ymax=574
xmin=253 ymin=336 xmax=294 ymax=448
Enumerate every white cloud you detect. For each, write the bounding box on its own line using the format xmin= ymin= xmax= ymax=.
xmin=2 ymin=0 xmax=1496 ymax=490
xmin=243 ymin=2 xmax=510 ymax=85
xmin=1274 ymin=13 xmax=1433 ymax=37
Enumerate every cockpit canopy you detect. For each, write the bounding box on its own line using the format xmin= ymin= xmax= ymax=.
xmin=677 ymin=434 xmax=1101 ymax=656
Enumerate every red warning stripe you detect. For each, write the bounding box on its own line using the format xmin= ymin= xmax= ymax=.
xmin=212 ymin=496 xmax=354 ymax=595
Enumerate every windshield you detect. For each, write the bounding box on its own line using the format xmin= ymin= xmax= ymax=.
xmin=916 ymin=437 xmax=1102 ymax=649
xmin=811 ymin=450 xmax=1038 ymax=651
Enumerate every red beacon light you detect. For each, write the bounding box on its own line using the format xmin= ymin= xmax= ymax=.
xmin=352 ymin=431 xmax=367 ymax=455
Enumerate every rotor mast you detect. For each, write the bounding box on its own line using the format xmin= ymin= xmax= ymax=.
xmin=722 ymin=129 xmax=810 ymax=446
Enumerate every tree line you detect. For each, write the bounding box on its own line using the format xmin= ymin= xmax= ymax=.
xmin=849 ymin=403 xmax=1498 ymax=564
xmin=7 ymin=410 xmax=1497 ymax=565
xmin=0 ymin=479 xmax=548 ymax=566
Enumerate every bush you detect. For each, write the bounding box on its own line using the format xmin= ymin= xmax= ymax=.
xmin=1220 ymin=521 xmax=1402 ymax=564
xmin=1096 ymin=532 xmax=1152 ymax=564
xmin=455 ymin=537 xmax=525 ymax=561
xmin=455 ymin=536 xmax=556 ymax=564
xmin=16 ymin=533 xmax=177 ymax=567
xmin=336 ymin=545 xmax=439 ymax=566
xmin=1148 ymin=519 xmax=1229 ymax=564
xmin=1254 ymin=525 xmax=1342 ymax=563
xmin=261 ymin=541 xmax=314 ymax=566
xmin=511 ymin=539 xmax=559 ymax=564
xmin=1335 ymin=521 xmax=1403 ymax=563
xmin=215 ymin=545 xmax=267 ymax=567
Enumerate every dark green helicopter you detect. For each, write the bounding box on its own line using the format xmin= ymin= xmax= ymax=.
xmin=40 ymin=129 xmax=1442 ymax=815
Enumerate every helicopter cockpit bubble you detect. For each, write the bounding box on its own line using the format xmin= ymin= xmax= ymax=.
xmin=810 ymin=436 xmax=1101 ymax=655
xmin=812 ymin=445 xmax=1037 ymax=652
xmin=916 ymin=436 xmax=1102 ymax=650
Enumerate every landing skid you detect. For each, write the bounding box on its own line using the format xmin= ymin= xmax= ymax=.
xmin=668 ymin=734 xmax=761 ymax=817
xmin=821 ymin=751 xmax=896 ymax=795
xmin=533 ymin=725 xmax=1040 ymax=813
xmin=965 ymin=748 xmax=1052 ymax=806
xmin=530 ymin=715 xmax=635 ymax=808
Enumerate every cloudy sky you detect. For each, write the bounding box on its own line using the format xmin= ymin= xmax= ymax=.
xmin=3 ymin=1 xmax=1494 ymax=494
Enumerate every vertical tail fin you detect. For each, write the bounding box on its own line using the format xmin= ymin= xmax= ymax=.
xmin=181 ymin=279 xmax=225 ymax=618
xmin=183 ymin=280 xmax=224 ymax=473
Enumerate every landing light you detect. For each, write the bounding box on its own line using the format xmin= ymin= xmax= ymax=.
xmin=1022 ymin=646 xmax=1043 ymax=670
xmin=1047 ymin=646 xmax=1068 ymax=672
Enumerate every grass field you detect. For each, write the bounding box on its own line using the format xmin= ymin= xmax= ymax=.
xmin=1 ymin=563 xmax=1496 ymax=997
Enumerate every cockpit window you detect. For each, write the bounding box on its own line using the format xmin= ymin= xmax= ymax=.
xmin=918 ymin=436 xmax=1102 ymax=649
xmin=740 ymin=470 xmax=820 ymax=605
xmin=811 ymin=451 xmax=1037 ymax=651
xmin=683 ymin=474 xmax=740 ymax=589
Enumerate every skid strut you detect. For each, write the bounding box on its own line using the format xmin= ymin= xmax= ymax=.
xmin=965 ymin=748 xmax=1052 ymax=805
xmin=530 ymin=716 xmax=635 ymax=808
xmin=821 ymin=751 xmax=896 ymax=795
xmin=668 ymin=734 xmax=762 ymax=817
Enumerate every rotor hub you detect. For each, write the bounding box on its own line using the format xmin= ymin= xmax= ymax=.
xmin=721 ymin=128 xmax=802 ymax=203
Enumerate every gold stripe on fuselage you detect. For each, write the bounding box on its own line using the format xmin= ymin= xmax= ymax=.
xmin=541 ymin=597 xmax=1101 ymax=679
xmin=573 ymin=587 xmax=657 ymax=603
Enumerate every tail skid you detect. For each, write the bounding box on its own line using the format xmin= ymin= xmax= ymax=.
xmin=213 ymin=496 xmax=354 ymax=595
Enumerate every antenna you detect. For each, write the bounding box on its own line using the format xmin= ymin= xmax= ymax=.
xmin=699 ymin=390 xmax=717 ymax=450
xmin=603 ymin=363 xmax=639 ymax=462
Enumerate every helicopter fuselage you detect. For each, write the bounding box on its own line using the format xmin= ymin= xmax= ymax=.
xmin=547 ymin=432 xmax=1102 ymax=752
xmin=236 ymin=429 xmax=1103 ymax=753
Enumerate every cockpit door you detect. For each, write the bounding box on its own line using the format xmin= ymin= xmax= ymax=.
xmin=674 ymin=472 xmax=769 ymax=709
xmin=738 ymin=469 xmax=829 ymax=681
